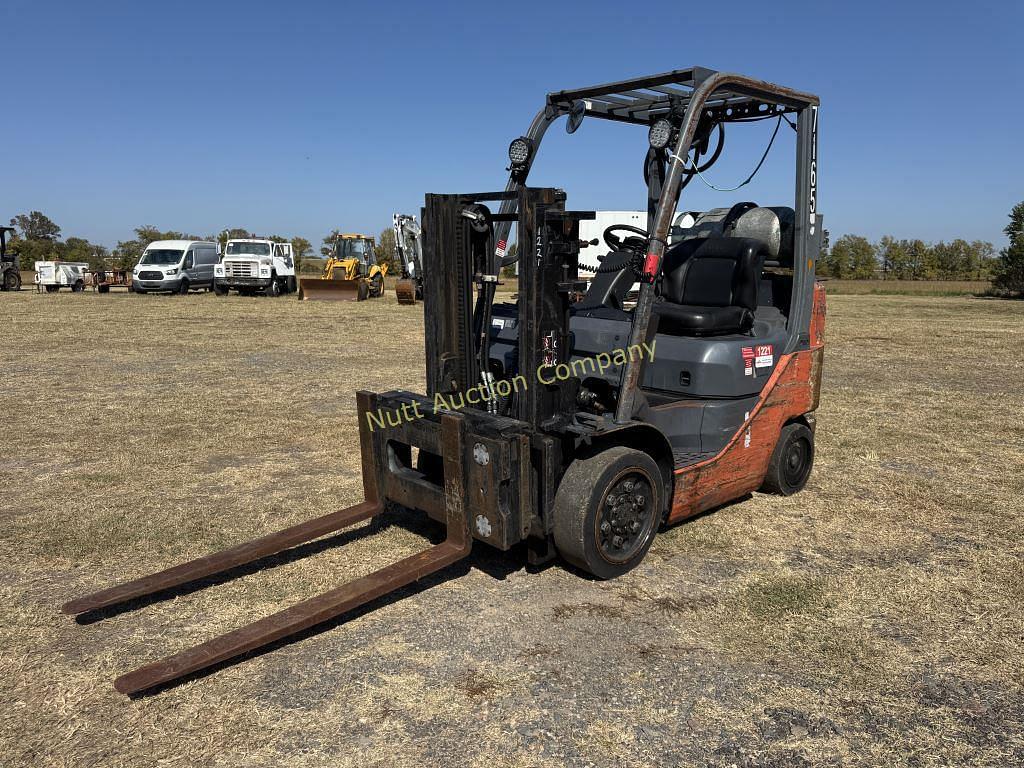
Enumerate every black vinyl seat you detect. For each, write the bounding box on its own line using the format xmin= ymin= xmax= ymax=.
xmin=653 ymin=236 xmax=768 ymax=336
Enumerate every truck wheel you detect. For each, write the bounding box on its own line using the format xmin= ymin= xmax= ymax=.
xmin=177 ymin=279 xmax=190 ymax=295
xmin=266 ymin=276 xmax=280 ymax=297
xmin=760 ymin=422 xmax=814 ymax=496
xmin=72 ymin=281 xmax=84 ymax=293
xmin=2 ymin=270 xmax=20 ymax=291
xmin=213 ymin=282 xmax=228 ymax=296
xmin=553 ymin=446 xmax=663 ymax=580
xmin=45 ymin=285 xmax=60 ymax=293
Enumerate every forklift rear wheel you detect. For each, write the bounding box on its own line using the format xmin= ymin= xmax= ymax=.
xmin=760 ymin=422 xmax=814 ymax=495
xmin=553 ymin=446 xmax=663 ymax=580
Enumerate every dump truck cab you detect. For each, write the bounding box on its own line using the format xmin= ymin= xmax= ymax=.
xmin=214 ymin=238 xmax=296 ymax=297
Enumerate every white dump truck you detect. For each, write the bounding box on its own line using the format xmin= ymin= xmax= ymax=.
xmin=214 ymin=239 xmax=296 ymax=297
xmin=34 ymin=261 xmax=90 ymax=293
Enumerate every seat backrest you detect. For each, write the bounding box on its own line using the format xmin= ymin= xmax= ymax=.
xmin=662 ymin=237 xmax=767 ymax=311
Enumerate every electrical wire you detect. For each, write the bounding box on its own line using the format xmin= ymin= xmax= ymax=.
xmin=671 ymin=115 xmax=783 ymax=193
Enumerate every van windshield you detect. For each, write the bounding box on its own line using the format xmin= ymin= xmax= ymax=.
xmin=139 ymin=249 xmax=184 ymax=265
xmin=226 ymin=242 xmax=271 ymax=256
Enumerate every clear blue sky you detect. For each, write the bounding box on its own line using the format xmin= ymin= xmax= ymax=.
xmin=3 ymin=0 xmax=1022 ymax=250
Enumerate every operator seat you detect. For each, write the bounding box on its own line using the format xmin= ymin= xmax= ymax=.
xmin=653 ymin=236 xmax=768 ymax=336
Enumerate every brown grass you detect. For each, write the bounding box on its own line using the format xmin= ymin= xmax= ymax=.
xmin=823 ymin=279 xmax=991 ymax=296
xmin=1 ymin=290 xmax=1023 ymax=767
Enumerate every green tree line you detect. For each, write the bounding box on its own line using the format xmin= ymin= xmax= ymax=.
xmin=818 ymin=200 xmax=1024 ymax=296
xmin=7 ymin=212 xmax=314 ymax=273
xmin=818 ymin=232 xmax=997 ymax=281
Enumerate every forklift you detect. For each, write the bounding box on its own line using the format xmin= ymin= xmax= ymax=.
xmin=1 ymin=226 xmax=20 ymax=291
xmin=64 ymin=68 xmax=825 ymax=695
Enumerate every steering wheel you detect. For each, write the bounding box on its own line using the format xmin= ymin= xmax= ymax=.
xmin=603 ymin=224 xmax=648 ymax=252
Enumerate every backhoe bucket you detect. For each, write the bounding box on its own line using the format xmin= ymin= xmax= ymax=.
xmin=395 ymin=278 xmax=418 ymax=305
xmin=62 ymin=394 xmax=473 ymax=695
xmin=297 ymin=276 xmax=366 ymax=302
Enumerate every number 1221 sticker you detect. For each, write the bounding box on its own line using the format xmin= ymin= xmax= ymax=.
xmin=754 ymin=344 xmax=774 ymax=368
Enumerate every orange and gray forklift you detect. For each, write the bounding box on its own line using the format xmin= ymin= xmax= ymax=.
xmin=63 ymin=68 xmax=825 ymax=695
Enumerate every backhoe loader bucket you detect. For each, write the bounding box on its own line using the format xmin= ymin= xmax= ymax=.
xmin=62 ymin=393 xmax=473 ymax=695
xmin=395 ymin=278 xmax=418 ymax=305
xmin=297 ymin=276 xmax=368 ymax=302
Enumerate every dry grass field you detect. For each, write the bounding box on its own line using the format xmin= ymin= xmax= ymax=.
xmin=1 ymin=290 xmax=1022 ymax=767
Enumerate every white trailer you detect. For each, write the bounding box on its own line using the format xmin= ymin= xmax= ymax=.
xmin=34 ymin=261 xmax=90 ymax=293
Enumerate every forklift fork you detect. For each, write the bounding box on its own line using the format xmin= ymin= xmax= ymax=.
xmin=63 ymin=398 xmax=472 ymax=696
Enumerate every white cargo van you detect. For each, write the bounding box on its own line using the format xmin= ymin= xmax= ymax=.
xmin=131 ymin=240 xmax=219 ymax=294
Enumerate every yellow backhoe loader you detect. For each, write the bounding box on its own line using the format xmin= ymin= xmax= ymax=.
xmin=297 ymin=233 xmax=387 ymax=301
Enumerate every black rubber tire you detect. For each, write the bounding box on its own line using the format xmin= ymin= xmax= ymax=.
xmin=45 ymin=285 xmax=60 ymax=293
xmin=177 ymin=279 xmax=190 ymax=295
xmin=369 ymin=273 xmax=383 ymax=298
xmin=357 ymin=281 xmax=370 ymax=301
xmin=98 ymin=284 xmax=110 ymax=294
xmin=2 ymin=270 xmax=20 ymax=291
xmin=213 ymin=281 xmax=228 ymax=296
xmin=265 ymin=276 xmax=280 ymax=297
xmin=287 ymin=276 xmax=297 ymax=294
xmin=72 ymin=281 xmax=84 ymax=293
xmin=760 ymin=422 xmax=815 ymax=496
xmin=553 ymin=446 xmax=663 ymax=580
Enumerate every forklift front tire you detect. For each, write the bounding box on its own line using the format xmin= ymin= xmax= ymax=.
xmin=760 ymin=421 xmax=814 ymax=496
xmin=553 ymin=446 xmax=663 ymax=580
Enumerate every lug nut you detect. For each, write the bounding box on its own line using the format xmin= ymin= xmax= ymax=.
xmin=613 ymin=535 xmax=623 ymax=548
xmin=600 ymin=521 xmax=610 ymax=533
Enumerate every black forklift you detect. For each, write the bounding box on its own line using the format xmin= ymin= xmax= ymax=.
xmin=64 ymin=68 xmax=826 ymax=695
xmin=1 ymin=226 xmax=20 ymax=291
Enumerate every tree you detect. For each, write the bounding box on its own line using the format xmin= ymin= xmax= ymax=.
xmin=217 ymin=228 xmax=252 ymax=251
xmin=829 ymin=234 xmax=875 ymax=279
xmin=290 ymin=236 xmax=312 ymax=274
xmin=375 ymin=228 xmax=398 ymax=275
xmin=10 ymin=211 xmax=61 ymax=241
xmin=993 ymin=201 xmax=1024 ymax=296
xmin=321 ymin=229 xmax=340 ymax=258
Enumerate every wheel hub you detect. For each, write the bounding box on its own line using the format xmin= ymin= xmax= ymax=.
xmin=599 ymin=474 xmax=653 ymax=562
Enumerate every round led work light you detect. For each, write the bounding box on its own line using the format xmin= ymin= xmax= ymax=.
xmin=648 ymin=118 xmax=673 ymax=150
xmin=508 ymin=136 xmax=533 ymax=168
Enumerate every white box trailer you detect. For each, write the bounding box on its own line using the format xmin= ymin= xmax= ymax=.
xmin=34 ymin=261 xmax=90 ymax=292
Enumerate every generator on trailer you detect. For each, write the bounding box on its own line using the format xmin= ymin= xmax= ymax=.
xmin=393 ymin=213 xmax=424 ymax=304
xmin=34 ymin=261 xmax=89 ymax=292
xmin=64 ymin=68 xmax=825 ymax=695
